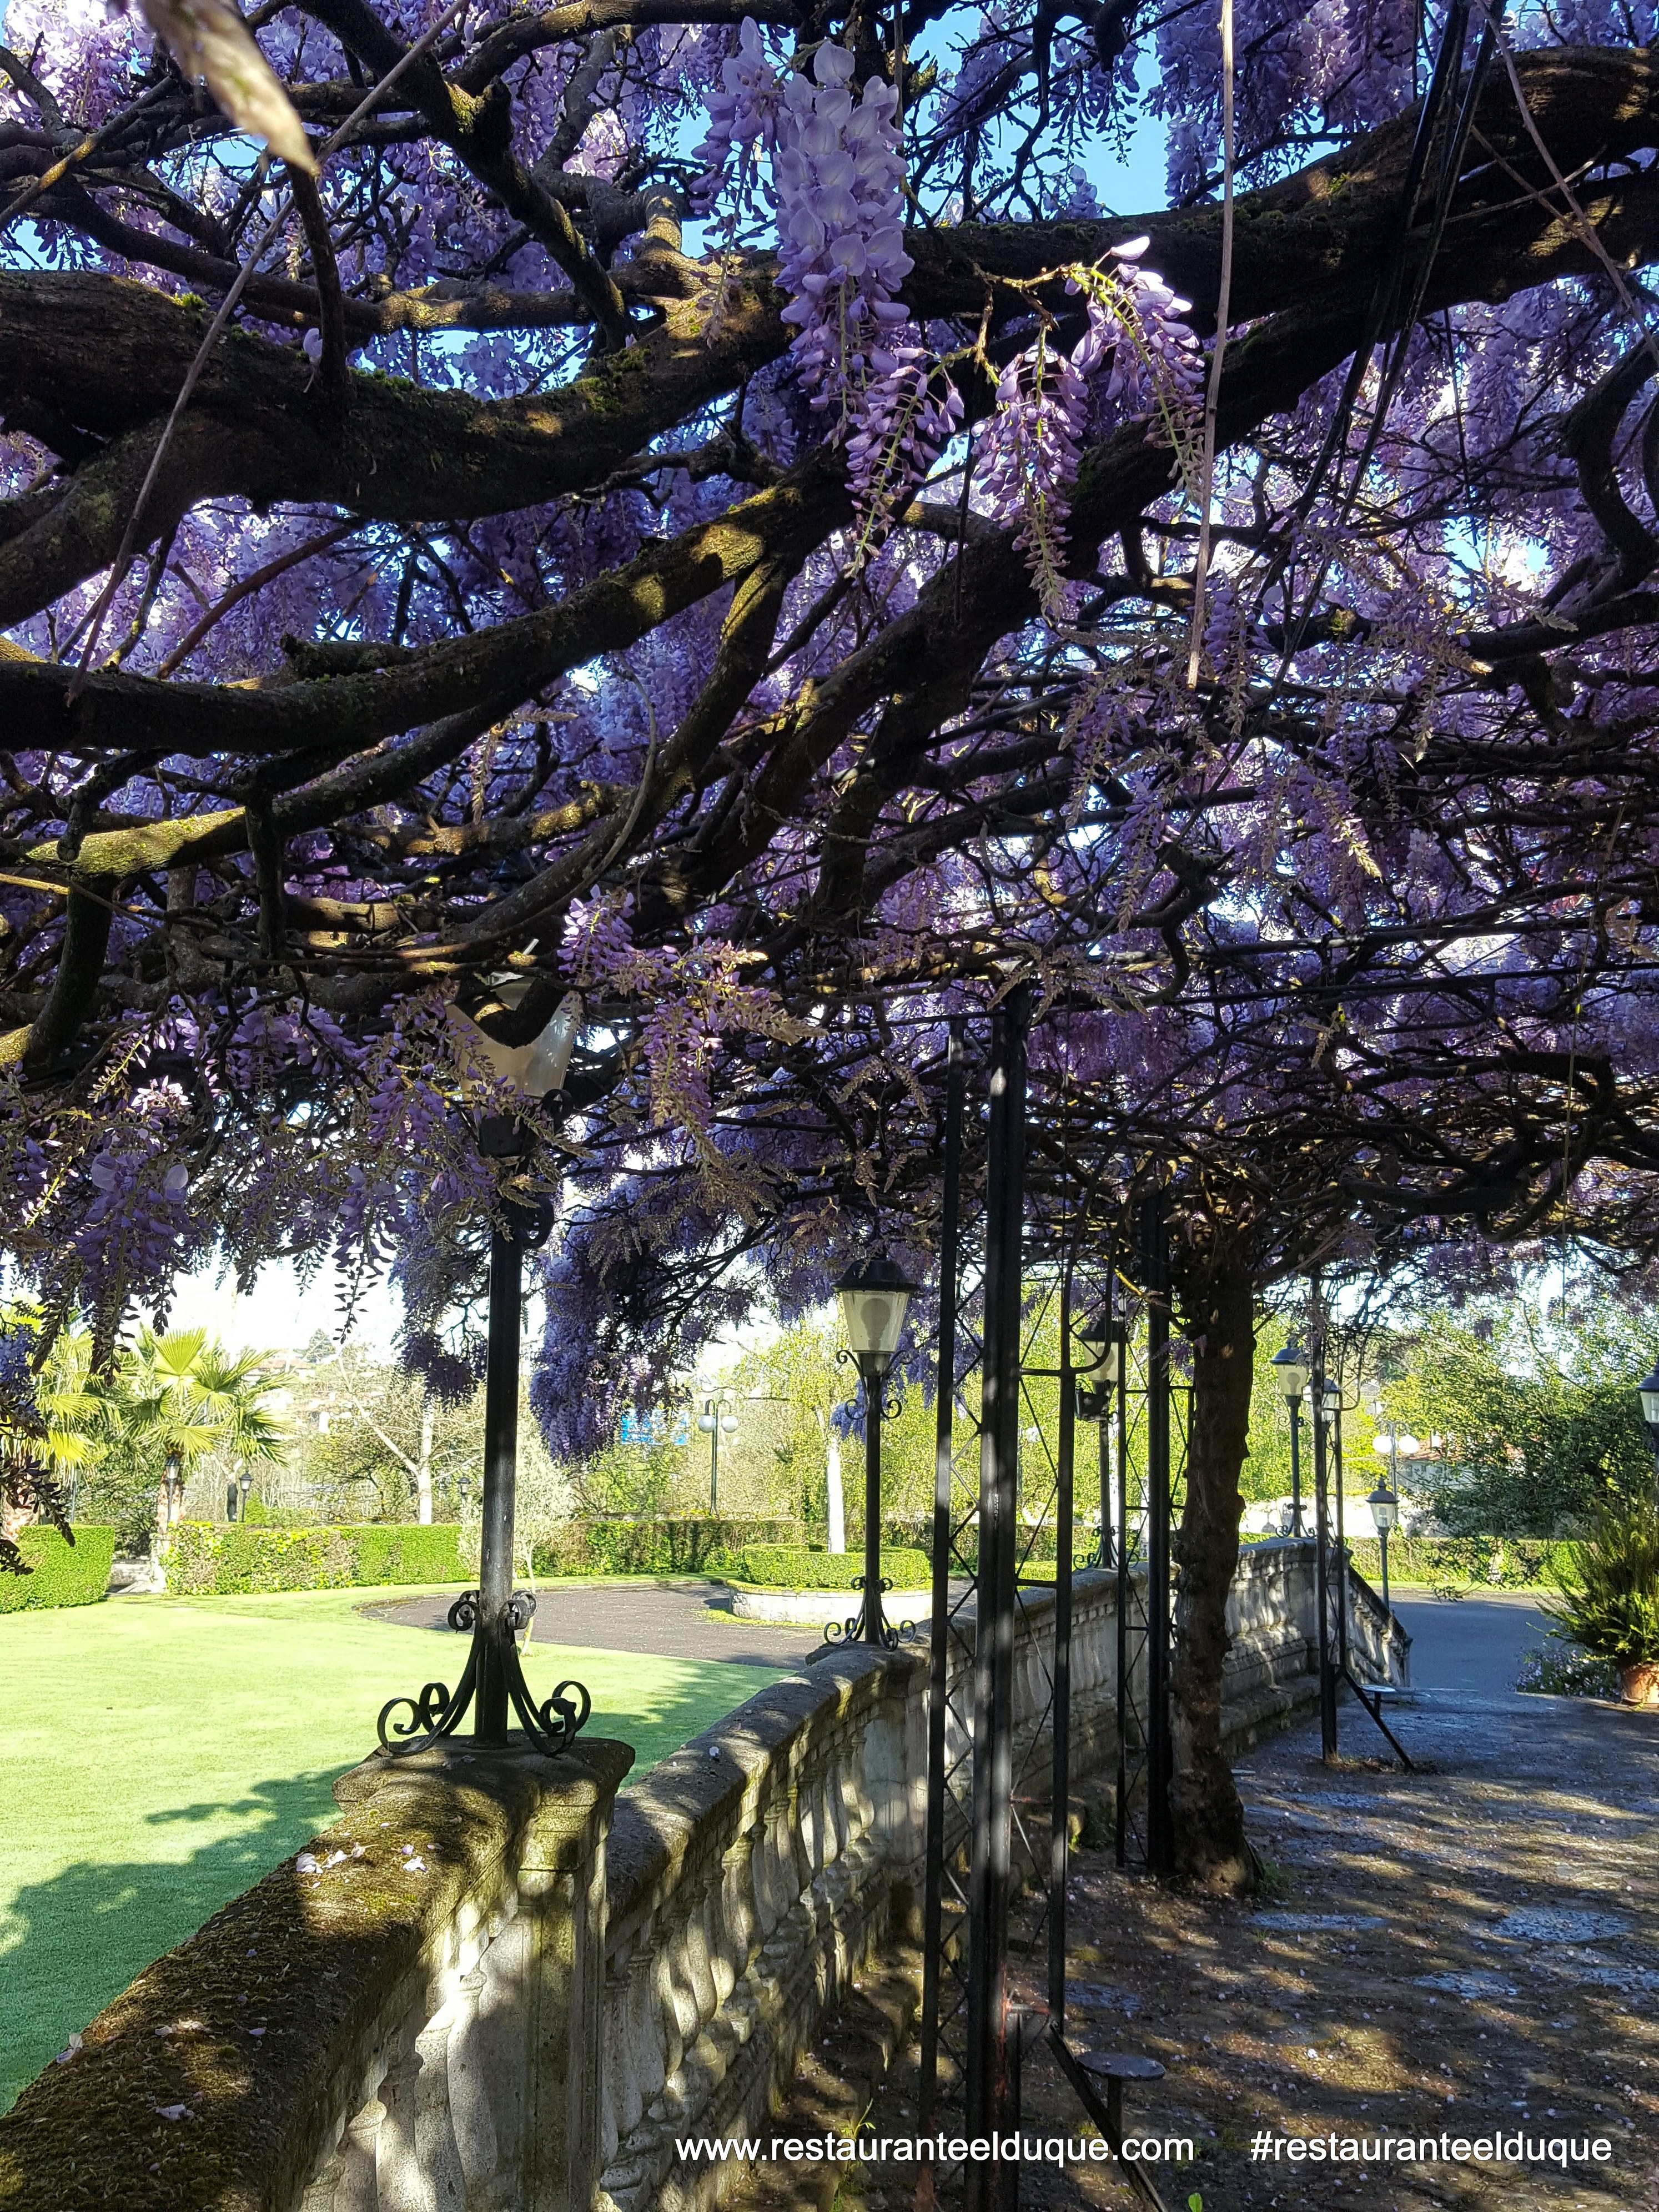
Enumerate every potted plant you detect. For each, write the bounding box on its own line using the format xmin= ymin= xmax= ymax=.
xmin=1543 ymin=1496 xmax=1659 ymax=1707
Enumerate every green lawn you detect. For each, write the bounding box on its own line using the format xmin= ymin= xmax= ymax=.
xmin=0 ymin=1587 xmax=783 ymax=2113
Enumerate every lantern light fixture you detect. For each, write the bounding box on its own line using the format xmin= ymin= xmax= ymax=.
xmin=1075 ymin=1315 xmax=1122 ymax=1386
xmin=835 ymin=1252 xmax=918 ymax=1377
xmin=1270 ymin=1343 xmax=1310 ymax=1402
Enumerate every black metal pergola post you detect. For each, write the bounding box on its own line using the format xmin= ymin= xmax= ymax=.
xmin=1046 ymin=1252 xmax=1076 ymax=2032
xmin=473 ymin=1210 xmax=521 ymax=1739
xmin=1310 ymin=1293 xmax=1339 ymax=1761
xmin=1142 ymin=1193 xmax=1174 ymax=1876
xmin=1114 ymin=1299 xmax=1133 ymax=1867
xmin=1333 ymin=1386 xmax=1350 ymax=1685
xmin=964 ymin=984 xmax=1028 ymax=2212
xmin=917 ymin=1024 xmax=964 ymax=2153
xmin=377 ymin=1118 xmax=590 ymax=1761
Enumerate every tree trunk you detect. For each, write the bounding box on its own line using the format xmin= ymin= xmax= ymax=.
xmin=825 ymin=1426 xmax=845 ymax=1552
xmin=1169 ymin=1233 xmax=1256 ymax=1894
xmin=416 ymin=1396 xmax=434 ymax=1525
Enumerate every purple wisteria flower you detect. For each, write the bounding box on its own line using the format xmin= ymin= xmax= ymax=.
xmin=976 ymin=242 xmax=1205 ymax=605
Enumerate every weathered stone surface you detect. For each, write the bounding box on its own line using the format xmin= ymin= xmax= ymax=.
xmin=0 ymin=1737 xmax=632 ymax=2212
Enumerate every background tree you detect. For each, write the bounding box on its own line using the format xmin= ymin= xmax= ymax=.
xmin=297 ymin=1344 xmax=467 ymax=1522
xmin=28 ymin=1328 xmax=286 ymax=1548
xmin=1381 ymin=1306 xmax=1658 ymax=1537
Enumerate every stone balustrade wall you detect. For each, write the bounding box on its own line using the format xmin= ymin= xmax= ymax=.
xmin=0 ymin=1539 xmax=1407 ymax=2212
xmin=595 ymin=1650 xmax=921 ymax=2212
xmin=0 ymin=1735 xmax=634 ymax=2212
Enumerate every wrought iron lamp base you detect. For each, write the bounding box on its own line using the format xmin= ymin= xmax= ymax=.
xmin=820 ymin=1574 xmax=923 ymax=1652
xmin=376 ymin=1589 xmax=591 ymax=1758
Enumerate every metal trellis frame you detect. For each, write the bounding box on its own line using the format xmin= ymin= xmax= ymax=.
xmin=916 ymin=1004 xmax=1175 ymax=2212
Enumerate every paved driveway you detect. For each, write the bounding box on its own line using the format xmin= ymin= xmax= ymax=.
xmin=358 ymin=1578 xmax=829 ymax=1670
xmin=1391 ymin=1587 xmax=1559 ymax=1698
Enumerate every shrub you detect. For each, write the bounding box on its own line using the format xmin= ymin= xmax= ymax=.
xmin=530 ymin=1516 xmax=804 ymax=1578
xmin=1516 ymin=1643 xmax=1621 ymax=1698
xmin=0 ymin=1525 xmax=117 ymax=1611
xmin=350 ymin=1526 xmax=471 ymax=1586
xmin=1343 ymin=1535 xmax=1577 ymax=1590
xmin=732 ymin=1545 xmax=932 ymax=1591
xmin=165 ymin=1522 xmax=466 ymax=1595
xmin=1541 ymin=1499 xmax=1659 ymax=1666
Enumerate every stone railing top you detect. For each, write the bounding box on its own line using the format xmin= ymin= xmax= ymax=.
xmin=1346 ymin=1560 xmax=1414 ymax=1651
xmin=1235 ymin=1536 xmax=1316 ymax=1564
xmin=0 ymin=1736 xmax=632 ymax=2212
xmin=604 ymin=1643 xmax=912 ymax=1948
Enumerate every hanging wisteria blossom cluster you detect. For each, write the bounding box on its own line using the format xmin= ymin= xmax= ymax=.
xmin=976 ymin=245 xmax=1205 ymax=607
xmin=696 ymin=27 xmax=918 ymax=437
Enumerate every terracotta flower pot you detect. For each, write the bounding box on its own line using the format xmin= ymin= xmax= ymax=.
xmin=1617 ymin=1660 xmax=1659 ymax=1707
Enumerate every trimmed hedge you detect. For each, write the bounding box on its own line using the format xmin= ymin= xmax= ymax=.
xmin=166 ymin=1522 xmax=467 ymax=1595
xmin=732 ymin=1544 xmax=932 ymax=1591
xmin=0 ymin=1525 xmax=117 ymax=1612
xmin=1344 ymin=1535 xmax=1578 ymax=1590
xmin=530 ymin=1516 xmax=805 ymax=1577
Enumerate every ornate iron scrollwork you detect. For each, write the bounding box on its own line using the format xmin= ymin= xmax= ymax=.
xmin=818 ymin=1572 xmax=922 ymax=1652
xmin=376 ymin=1587 xmax=590 ymax=1758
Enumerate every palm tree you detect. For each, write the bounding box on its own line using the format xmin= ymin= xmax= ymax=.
xmin=33 ymin=1330 xmax=124 ymax=1519
xmin=120 ymin=1330 xmax=285 ymax=1542
xmin=189 ymin=1341 xmax=286 ymax=1520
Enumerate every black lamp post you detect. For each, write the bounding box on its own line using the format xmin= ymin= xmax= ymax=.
xmin=1322 ymin=1375 xmax=1350 ymax=1682
xmin=378 ymin=994 xmax=591 ymax=1758
xmin=1367 ymin=1479 xmax=1399 ymax=1611
xmin=696 ymin=1386 xmax=740 ymax=1513
xmin=1637 ymin=1362 xmax=1659 ymax=1496
xmin=1270 ymin=1341 xmax=1310 ymax=1534
xmin=835 ymin=1251 xmax=917 ymax=1646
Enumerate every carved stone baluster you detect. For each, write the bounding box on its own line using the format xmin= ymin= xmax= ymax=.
xmin=653 ymin=1911 xmax=694 ymax=2102
xmin=793 ymin=1760 xmax=819 ymax=1888
xmin=375 ymin=2035 xmax=432 ymax=2212
xmin=683 ymin=1863 xmax=719 ymax=2043
xmin=716 ymin=1839 xmax=752 ymax=2001
xmin=790 ymin=1761 xmax=820 ymax=1894
xmin=444 ymin=1968 xmax=499 ymax=2196
xmin=830 ymin=1740 xmax=856 ymax=1866
xmin=627 ymin=1937 xmax=668 ymax=2128
xmin=751 ymin=1800 xmax=785 ymax=1938
xmin=783 ymin=1765 xmax=810 ymax=1899
xmin=335 ymin=2098 xmax=387 ymax=2212
xmin=410 ymin=2005 xmax=467 ymax=2212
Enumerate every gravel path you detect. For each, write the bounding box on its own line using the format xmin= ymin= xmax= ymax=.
xmin=357 ymin=1577 xmax=829 ymax=1670
xmin=838 ymin=1655 xmax=1659 ymax=2210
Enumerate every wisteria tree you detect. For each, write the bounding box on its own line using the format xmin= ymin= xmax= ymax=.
xmin=8 ymin=0 xmax=1659 ymax=1877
